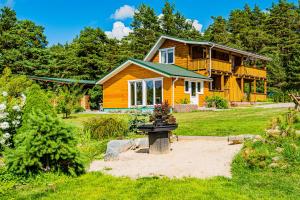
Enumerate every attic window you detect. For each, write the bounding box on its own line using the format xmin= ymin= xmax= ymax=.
xmin=159 ymin=47 xmax=174 ymax=64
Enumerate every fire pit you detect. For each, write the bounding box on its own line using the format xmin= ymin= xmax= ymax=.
xmin=138 ymin=102 xmax=178 ymax=154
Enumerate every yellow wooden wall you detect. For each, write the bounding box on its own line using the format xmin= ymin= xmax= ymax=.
xmin=151 ymin=39 xmax=190 ymax=69
xmin=103 ymin=64 xmax=173 ymax=108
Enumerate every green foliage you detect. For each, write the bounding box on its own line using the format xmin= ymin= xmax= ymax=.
xmin=205 ymin=96 xmax=229 ymax=109
xmin=22 ymin=84 xmax=56 ymax=122
xmin=87 ymin=85 xmax=102 ymax=110
xmin=128 ymin=109 xmax=148 ymax=133
xmin=83 ymin=117 xmax=129 ymax=140
xmin=5 ymin=110 xmax=84 ymax=176
xmin=55 ymin=85 xmax=83 ymax=118
xmin=177 ymin=98 xmax=190 ymax=104
xmin=0 ymin=7 xmax=49 ymax=74
xmin=0 ymin=67 xmax=32 ymax=97
xmin=241 ymin=110 xmax=300 ymax=169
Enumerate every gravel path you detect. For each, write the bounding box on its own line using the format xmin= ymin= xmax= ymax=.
xmin=254 ymin=102 xmax=294 ymax=109
xmin=89 ymin=138 xmax=242 ymax=179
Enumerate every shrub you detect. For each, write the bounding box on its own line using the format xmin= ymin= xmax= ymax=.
xmin=22 ymin=84 xmax=56 ymax=122
xmin=0 ymin=68 xmax=30 ymax=150
xmin=241 ymin=111 xmax=300 ymax=169
xmin=88 ymin=85 xmax=102 ymax=110
xmin=176 ymin=98 xmax=190 ymax=104
xmin=5 ymin=110 xmax=84 ymax=176
xmin=83 ymin=117 xmax=129 ymax=140
xmin=74 ymin=106 xmax=85 ymax=113
xmin=205 ymin=96 xmax=229 ymax=109
xmin=128 ymin=109 xmax=148 ymax=133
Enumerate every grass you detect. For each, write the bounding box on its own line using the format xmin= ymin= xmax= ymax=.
xmin=1 ymin=107 xmax=300 ymax=199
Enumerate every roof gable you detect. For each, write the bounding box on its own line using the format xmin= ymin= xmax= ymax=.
xmin=144 ymin=35 xmax=271 ymax=62
xmin=96 ymin=58 xmax=212 ymax=84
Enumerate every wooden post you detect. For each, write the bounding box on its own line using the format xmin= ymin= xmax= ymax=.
xmin=221 ymin=74 xmax=225 ymax=91
xmin=241 ymin=78 xmax=244 ymax=93
xmin=253 ymin=79 xmax=257 ymax=102
xmin=264 ymin=80 xmax=267 ymax=94
xmin=148 ymin=132 xmax=170 ymax=154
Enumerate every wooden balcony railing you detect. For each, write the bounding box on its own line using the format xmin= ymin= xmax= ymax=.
xmin=235 ymin=66 xmax=266 ymax=78
xmin=188 ymin=59 xmax=207 ymax=71
xmin=188 ymin=59 xmax=231 ymax=73
xmin=250 ymin=93 xmax=267 ymax=102
xmin=211 ymin=59 xmax=232 ymax=73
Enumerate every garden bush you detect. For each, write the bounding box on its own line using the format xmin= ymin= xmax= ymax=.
xmin=83 ymin=117 xmax=129 ymax=140
xmin=0 ymin=68 xmax=30 ymax=150
xmin=5 ymin=110 xmax=85 ymax=176
xmin=205 ymin=96 xmax=229 ymax=109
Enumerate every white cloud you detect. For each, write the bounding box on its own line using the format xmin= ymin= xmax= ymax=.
xmin=186 ymin=19 xmax=203 ymax=33
xmin=111 ymin=5 xmax=136 ymax=20
xmin=105 ymin=21 xmax=132 ymax=40
xmin=0 ymin=0 xmax=15 ymax=8
xmin=191 ymin=20 xmax=203 ymax=32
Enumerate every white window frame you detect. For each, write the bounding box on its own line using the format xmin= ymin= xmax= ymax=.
xmin=128 ymin=78 xmax=164 ymax=108
xmin=159 ymin=47 xmax=175 ymax=64
xmin=184 ymin=79 xmax=204 ymax=95
xmin=184 ymin=80 xmax=190 ymax=94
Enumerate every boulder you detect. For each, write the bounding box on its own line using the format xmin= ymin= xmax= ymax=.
xmin=132 ymin=138 xmax=148 ymax=150
xmin=228 ymin=134 xmax=259 ymax=145
xmin=104 ymin=140 xmax=134 ymax=161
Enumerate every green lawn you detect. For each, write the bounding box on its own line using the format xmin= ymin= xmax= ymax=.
xmin=1 ymin=107 xmax=300 ymax=199
xmin=64 ymin=107 xmax=287 ymax=136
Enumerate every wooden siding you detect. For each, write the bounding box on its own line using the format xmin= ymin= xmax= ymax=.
xmin=235 ymin=66 xmax=266 ymax=78
xmin=151 ymin=39 xmax=190 ymax=69
xmin=250 ymin=93 xmax=267 ymax=102
xmin=103 ymin=64 xmax=171 ymax=108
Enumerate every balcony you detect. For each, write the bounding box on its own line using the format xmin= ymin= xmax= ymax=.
xmin=188 ymin=59 xmax=232 ymax=73
xmin=235 ymin=66 xmax=266 ymax=78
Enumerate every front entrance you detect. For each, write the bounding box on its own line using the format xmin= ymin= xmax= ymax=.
xmin=190 ymin=81 xmax=198 ymax=105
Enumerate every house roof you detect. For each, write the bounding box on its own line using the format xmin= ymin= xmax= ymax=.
xmin=29 ymin=76 xmax=96 ymax=85
xmin=144 ymin=35 xmax=272 ymax=62
xmin=96 ymin=58 xmax=212 ymax=84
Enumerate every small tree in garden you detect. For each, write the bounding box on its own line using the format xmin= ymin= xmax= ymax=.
xmin=149 ymin=101 xmax=176 ymax=125
xmin=55 ymin=85 xmax=84 ymax=118
xmin=5 ymin=86 xmax=84 ymax=175
xmin=5 ymin=110 xmax=85 ymax=175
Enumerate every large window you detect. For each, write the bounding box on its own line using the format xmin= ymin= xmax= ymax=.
xmin=129 ymin=79 xmax=163 ymax=107
xmin=160 ymin=48 xmax=174 ymax=64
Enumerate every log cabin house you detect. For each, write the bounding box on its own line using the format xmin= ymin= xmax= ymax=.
xmin=97 ymin=35 xmax=271 ymax=111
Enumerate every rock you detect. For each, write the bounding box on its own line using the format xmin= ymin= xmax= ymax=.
xmin=275 ymin=147 xmax=284 ymax=153
xmin=132 ymin=138 xmax=149 ymax=150
xmin=272 ymin=156 xmax=281 ymax=162
xmin=269 ymin=162 xmax=279 ymax=168
xmin=104 ymin=140 xmax=134 ymax=161
xmin=228 ymin=134 xmax=258 ymax=145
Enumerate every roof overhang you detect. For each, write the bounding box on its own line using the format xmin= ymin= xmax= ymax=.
xmin=144 ymin=35 xmax=271 ymax=62
xmin=97 ymin=60 xmax=171 ymax=84
xmin=96 ymin=60 xmax=212 ymax=84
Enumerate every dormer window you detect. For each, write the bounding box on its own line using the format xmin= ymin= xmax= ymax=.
xmin=159 ymin=47 xmax=174 ymax=64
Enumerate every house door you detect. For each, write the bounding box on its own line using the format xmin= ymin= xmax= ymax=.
xmin=190 ymin=82 xmax=198 ymax=105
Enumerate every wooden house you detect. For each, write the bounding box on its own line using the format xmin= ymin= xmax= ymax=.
xmin=97 ymin=35 xmax=271 ymax=111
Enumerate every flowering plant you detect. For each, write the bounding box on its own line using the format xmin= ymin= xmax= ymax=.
xmin=0 ymin=90 xmax=26 ymax=149
xmin=149 ymin=101 xmax=176 ymax=126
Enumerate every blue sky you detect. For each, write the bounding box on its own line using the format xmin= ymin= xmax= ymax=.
xmin=1 ymin=0 xmax=298 ymax=46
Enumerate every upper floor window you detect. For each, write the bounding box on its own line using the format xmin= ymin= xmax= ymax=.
xmin=212 ymin=50 xmax=229 ymax=62
xmin=159 ymin=47 xmax=174 ymax=64
xmin=192 ymin=46 xmax=206 ymax=59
